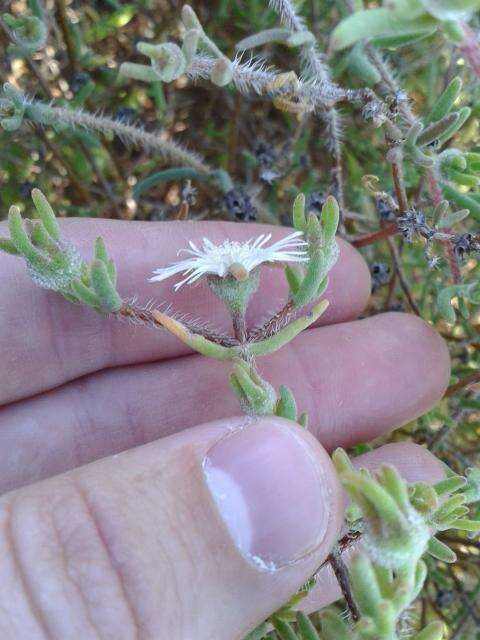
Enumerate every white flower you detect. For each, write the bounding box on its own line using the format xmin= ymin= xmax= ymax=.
xmin=149 ymin=232 xmax=307 ymax=290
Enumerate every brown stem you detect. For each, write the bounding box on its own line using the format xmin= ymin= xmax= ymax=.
xmin=26 ymin=57 xmax=53 ymax=97
xmin=391 ymin=153 xmax=409 ymax=215
xmin=248 ymin=300 xmax=295 ymax=341
xmin=445 ymin=371 xmax=480 ymax=397
xmin=118 ymin=302 xmax=237 ymax=347
xmin=383 ymin=270 xmax=397 ymax=311
xmin=386 ymin=235 xmax=421 ymax=316
xmin=352 ymin=223 xmax=398 ymax=248
xmin=328 ymin=547 xmax=360 ymax=622
xmin=54 ymin=0 xmax=77 ymax=74
xmin=232 ymin=312 xmax=247 ymax=343
xmin=174 ymin=201 xmax=190 ymax=220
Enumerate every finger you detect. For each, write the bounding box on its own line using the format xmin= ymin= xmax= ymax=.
xmin=0 ymin=313 xmax=449 ymax=493
xmin=0 ymin=417 xmax=343 ymax=640
xmin=300 ymin=442 xmax=445 ymax=614
xmin=0 ymin=219 xmax=370 ymax=405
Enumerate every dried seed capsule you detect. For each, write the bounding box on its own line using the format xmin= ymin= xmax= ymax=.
xmin=223 ymin=187 xmax=257 ymax=221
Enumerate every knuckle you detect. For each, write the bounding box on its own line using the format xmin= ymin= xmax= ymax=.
xmin=0 ymin=480 xmax=139 ymax=640
xmin=0 ymin=501 xmax=48 ymax=639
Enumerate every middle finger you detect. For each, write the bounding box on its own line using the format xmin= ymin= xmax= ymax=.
xmin=0 ymin=312 xmax=449 ymax=493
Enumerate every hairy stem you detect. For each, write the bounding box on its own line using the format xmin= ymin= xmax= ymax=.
xmin=118 ymin=302 xmax=238 ymax=347
xmin=268 ymin=0 xmax=346 ymax=215
xmin=248 ymin=300 xmax=295 ymax=341
xmin=24 ymin=100 xmax=211 ymax=174
xmin=232 ymin=311 xmax=247 ymax=343
xmin=328 ymin=547 xmax=361 ymax=622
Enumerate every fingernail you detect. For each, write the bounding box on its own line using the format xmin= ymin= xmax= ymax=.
xmin=203 ymin=419 xmax=331 ymax=571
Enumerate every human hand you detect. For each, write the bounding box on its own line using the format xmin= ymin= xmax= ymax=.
xmin=0 ymin=219 xmax=450 ymax=639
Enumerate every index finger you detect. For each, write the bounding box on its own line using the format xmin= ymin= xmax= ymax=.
xmin=0 ymin=218 xmax=370 ymax=405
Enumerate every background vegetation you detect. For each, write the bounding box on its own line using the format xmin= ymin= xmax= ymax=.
xmin=1 ymin=0 xmax=480 ymax=638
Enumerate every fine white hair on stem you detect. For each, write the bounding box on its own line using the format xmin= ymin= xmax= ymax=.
xmin=267 ymin=0 xmax=345 ymax=212
xmin=268 ymin=0 xmax=305 ymax=32
xmin=22 ymin=98 xmax=211 ymax=174
xmin=149 ymin=231 xmax=308 ymax=290
xmin=268 ymin=0 xmax=331 ymax=85
xmin=188 ymin=55 xmax=345 ymax=105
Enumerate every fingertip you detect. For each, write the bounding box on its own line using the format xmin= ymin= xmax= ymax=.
xmin=353 ymin=441 xmax=446 ymax=484
xmin=384 ymin=312 xmax=451 ymax=408
xmin=203 ymin=417 xmax=343 ymax=571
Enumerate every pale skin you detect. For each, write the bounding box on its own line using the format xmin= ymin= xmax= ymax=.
xmin=0 ymin=218 xmax=450 ymax=639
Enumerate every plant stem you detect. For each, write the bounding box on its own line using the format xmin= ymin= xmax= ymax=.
xmin=54 ymin=0 xmax=77 ymax=74
xmin=24 ymin=100 xmax=212 ymax=174
xmin=248 ymin=300 xmax=295 ymax=341
xmin=118 ymin=302 xmax=237 ymax=347
xmin=445 ymin=371 xmax=480 ymax=397
xmin=328 ymin=547 xmax=361 ymax=622
xmin=391 ymin=153 xmax=409 ymax=215
xmin=232 ymin=311 xmax=247 ymax=343
xmin=386 ymin=235 xmax=421 ymax=316
xmin=352 ymin=223 xmax=399 ymax=247
xmin=267 ymin=0 xmax=346 ymax=216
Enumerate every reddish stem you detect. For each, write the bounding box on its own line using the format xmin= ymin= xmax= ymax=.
xmin=352 ymin=223 xmax=398 ymax=248
xmin=459 ymin=24 xmax=480 ymax=79
xmin=445 ymin=371 xmax=480 ymax=397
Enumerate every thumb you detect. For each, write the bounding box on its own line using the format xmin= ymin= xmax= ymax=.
xmin=0 ymin=417 xmax=343 ymax=640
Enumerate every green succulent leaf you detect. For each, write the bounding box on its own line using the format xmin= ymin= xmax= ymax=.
xmin=31 ymin=188 xmax=60 ymax=241
xmin=133 ymin=168 xmax=202 ymax=198
xmin=3 ymin=13 xmax=47 ymax=53
xmin=371 ymin=27 xmax=436 ymax=48
xmin=425 ymin=77 xmax=462 ymax=124
xmin=249 ymin=300 xmax=329 ymax=356
xmin=413 ymin=621 xmax=446 ymax=640
xmin=292 ymin=193 xmax=307 ymax=231
xmin=275 ymin=385 xmax=297 ymax=421
xmin=296 ymin=612 xmax=320 ymax=640
xmin=319 ymin=610 xmax=350 ymax=640
xmin=427 ymin=537 xmax=457 ymax=562
xmin=0 ymin=237 xmax=19 ymax=255
xmin=330 ymin=8 xmax=434 ymax=51
xmin=236 ymin=28 xmax=292 ymax=50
